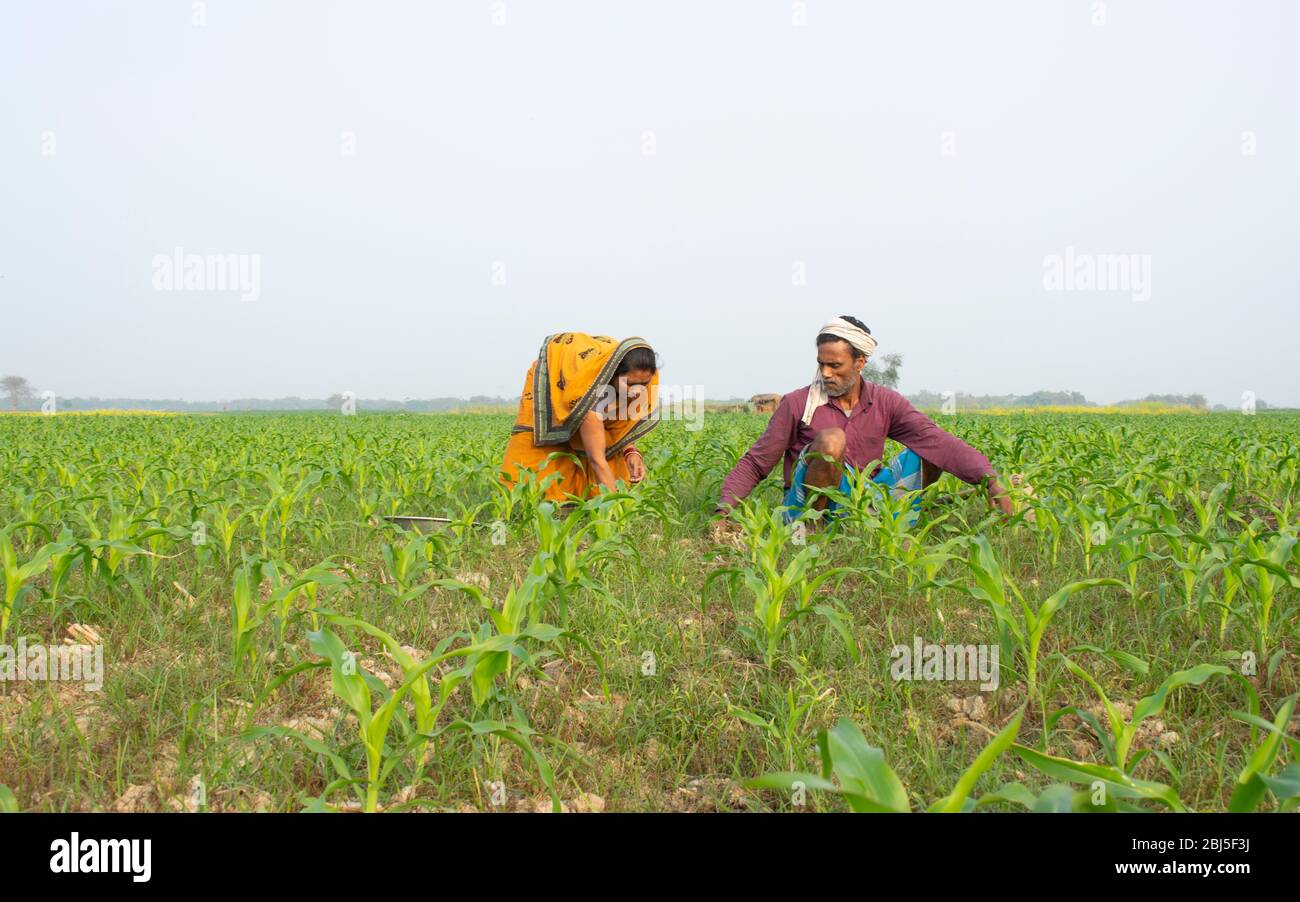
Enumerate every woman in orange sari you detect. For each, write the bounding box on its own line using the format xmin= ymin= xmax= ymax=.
xmin=501 ymin=332 xmax=659 ymax=503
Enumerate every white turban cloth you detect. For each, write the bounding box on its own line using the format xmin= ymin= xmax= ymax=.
xmin=802 ymin=317 xmax=878 ymax=425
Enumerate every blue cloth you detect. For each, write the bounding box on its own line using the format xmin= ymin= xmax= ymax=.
xmin=782 ymin=447 xmax=923 ymax=523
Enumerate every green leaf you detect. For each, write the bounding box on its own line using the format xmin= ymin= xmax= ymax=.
xmin=471 ymin=650 xmax=510 ymax=706
xmin=746 ymin=772 xmax=839 ymax=795
xmin=1259 ymin=763 xmax=1300 ymax=811
xmin=1130 ymin=664 xmax=1230 ymax=725
xmin=1228 ymin=695 xmax=1298 ymax=812
xmin=1070 ymin=643 xmax=1150 ymax=676
xmin=928 ymin=707 xmax=1023 ymax=812
xmin=822 ymin=719 xmax=910 ymax=813
xmin=731 ymin=708 xmax=775 ymax=731
xmin=1031 ymin=785 xmax=1080 ymax=812
xmin=974 ymin=781 xmax=1039 ymax=810
xmin=1035 ymin=579 xmax=1124 ymax=631
xmin=307 ymin=627 xmax=371 ymax=719
xmin=1012 ymin=744 xmax=1186 ymax=811
xmin=243 ymin=725 xmax=353 ymax=783
xmin=811 ymin=604 xmax=859 ymax=662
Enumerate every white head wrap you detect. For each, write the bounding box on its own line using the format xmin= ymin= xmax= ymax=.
xmin=803 ymin=317 xmax=878 ymax=425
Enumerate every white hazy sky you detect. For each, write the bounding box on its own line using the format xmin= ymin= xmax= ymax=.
xmin=2 ymin=1 xmax=1297 ymax=406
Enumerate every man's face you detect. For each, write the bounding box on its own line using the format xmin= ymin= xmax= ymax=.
xmin=817 ymin=340 xmax=864 ymax=398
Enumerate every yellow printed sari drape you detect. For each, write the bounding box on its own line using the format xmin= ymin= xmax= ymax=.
xmin=500 ymin=332 xmax=659 ymax=502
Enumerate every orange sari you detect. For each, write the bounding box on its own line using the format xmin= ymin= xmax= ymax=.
xmin=501 ymin=332 xmax=659 ymax=502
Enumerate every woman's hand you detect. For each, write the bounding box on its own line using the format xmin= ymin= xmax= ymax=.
xmin=624 ymin=447 xmax=646 ymax=483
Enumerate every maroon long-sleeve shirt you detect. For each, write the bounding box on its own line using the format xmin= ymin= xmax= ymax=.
xmin=719 ymin=381 xmax=997 ymax=509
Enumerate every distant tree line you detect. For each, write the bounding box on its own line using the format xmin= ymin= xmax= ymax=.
xmin=0 ymin=388 xmax=517 ymax=413
xmin=906 ymin=389 xmax=1093 ymax=409
xmin=0 ymin=371 xmax=1282 ymax=414
xmin=1117 ymin=393 xmax=1209 ymax=410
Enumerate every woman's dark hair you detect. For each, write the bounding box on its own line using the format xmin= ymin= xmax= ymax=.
xmin=816 ymin=315 xmax=872 ymax=355
xmin=614 ymin=346 xmax=658 ymax=377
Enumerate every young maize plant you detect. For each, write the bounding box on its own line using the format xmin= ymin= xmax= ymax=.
xmin=1096 ymin=511 xmax=1155 ymax=598
xmin=9 ymin=490 xmax=54 ymax=544
xmin=231 ymin=556 xmax=351 ymax=674
xmin=490 ymin=452 xmax=565 ymax=524
xmin=729 ymin=674 xmax=836 ymax=772
xmin=42 ymin=527 xmax=84 ymax=615
xmin=309 ymin=614 xmax=462 ymax=773
xmin=230 ymin=557 xmax=276 ymax=676
xmin=1222 ymin=529 xmax=1298 ymax=672
xmin=1050 ymin=654 xmax=1245 ymax=774
xmin=1024 ymin=502 xmax=1055 ymax=566
xmin=1227 ymin=694 xmax=1300 ymax=812
xmin=378 ymin=531 xmax=433 ymax=599
xmin=848 ymin=495 xmax=958 ymax=592
xmin=71 ymin=502 xmax=181 ymax=587
xmin=705 ymin=505 xmax=857 ymax=667
xmin=529 ymin=501 xmax=633 ymax=624
xmin=1183 ymin=479 xmax=1233 ymax=536
xmin=715 ymin=498 xmax=780 ymax=563
xmin=269 ymin=561 xmax=351 ymax=642
xmin=1 ymin=523 xmax=58 ymax=644
xmin=139 ymin=510 xmax=186 ymax=581
xmin=1067 ymin=497 xmax=1112 ymax=577
xmin=581 ymin=490 xmax=636 ymax=543
xmin=747 ymin=710 xmax=1025 ymax=813
xmin=203 ymin=499 xmax=248 ymax=567
xmin=960 ymin=536 xmax=1122 ymax=721
xmin=433 ymin=564 xmax=607 ymax=695
xmin=248 ymin=621 xmax=554 ymax=812
xmin=1145 ymin=481 xmax=1234 ymax=619
xmin=747 ymin=717 xmax=911 ymax=812
xmin=1008 ymin=744 xmax=1187 ymax=812
xmin=814 ymin=462 xmax=924 ymax=556
xmin=720 ymin=500 xmax=818 ymax=570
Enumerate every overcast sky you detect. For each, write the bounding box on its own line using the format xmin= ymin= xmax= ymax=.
xmin=2 ymin=1 xmax=1296 ymax=406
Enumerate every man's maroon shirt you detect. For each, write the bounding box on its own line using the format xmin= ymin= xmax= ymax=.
xmin=719 ymin=381 xmax=996 ymax=509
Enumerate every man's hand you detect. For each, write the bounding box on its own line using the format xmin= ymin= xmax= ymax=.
xmin=709 ymin=509 xmax=743 ymax=544
xmin=988 ymin=479 xmax=1015 ymax=517
xmin=1008 ymin=472 xmax=1035 ymax=522
xmin=988 ymin=473 xmax=1035 ymax=520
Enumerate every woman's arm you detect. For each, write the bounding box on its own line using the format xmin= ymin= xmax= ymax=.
xmin=578 ymin=410 xmax=618 ymax=492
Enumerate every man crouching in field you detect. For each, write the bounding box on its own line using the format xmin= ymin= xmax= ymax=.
xmin=713 ymin=315 xmax=1015 ymax=529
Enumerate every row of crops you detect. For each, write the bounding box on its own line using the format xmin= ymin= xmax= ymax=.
xmin=0 ymin=411 xmax=1296 ymax=812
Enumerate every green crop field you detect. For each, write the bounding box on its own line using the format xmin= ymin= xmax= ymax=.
xmin=0 ymin=411 xmax=1296 ymax=813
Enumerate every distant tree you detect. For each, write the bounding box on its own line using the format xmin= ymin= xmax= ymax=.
xmin=1 ymin=375 xmax=35 ymax=410
xmin=863 ymin=353 xmax=903 ymax=390
xmin=1117 ymin=393 xmax=1209 ymax=410
xmin=1014 ymin=390 xmax=1092 ymax=407
xmin=325 ymin=393 xmax=344 ymax=410
xmin=905 ymin=389 xmax=1097 ymax=410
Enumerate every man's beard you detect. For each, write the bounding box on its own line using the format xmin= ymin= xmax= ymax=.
xmin=824 ymin=379 xmax=849 ymax=398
